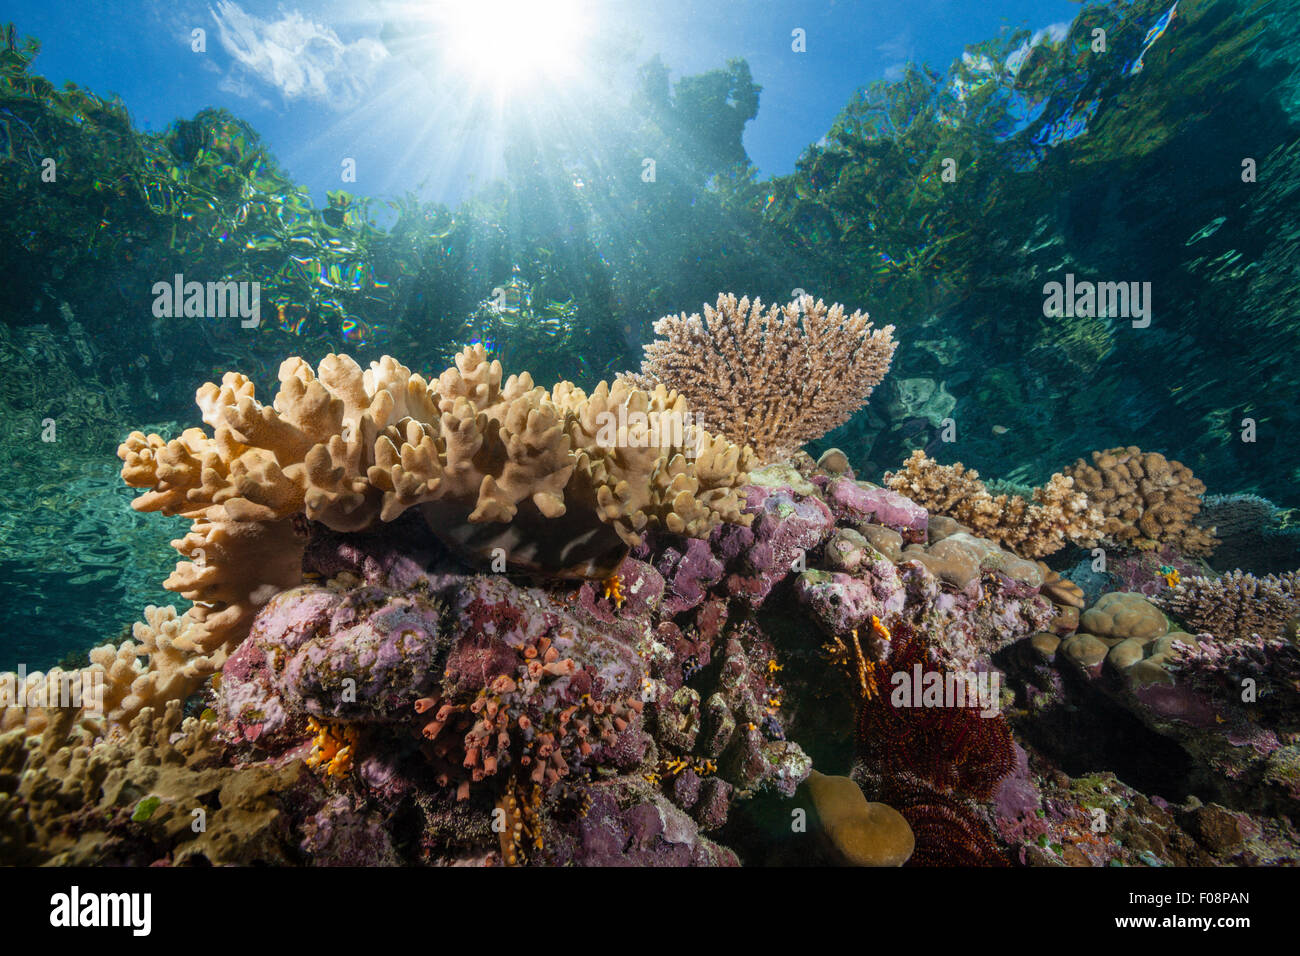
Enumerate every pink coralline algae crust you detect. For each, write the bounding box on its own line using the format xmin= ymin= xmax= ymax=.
xmin=188 ymin=457 xmax=1300 ymax=867
xmin=794 ymin=566 xmax=907 ymax=635
xmin=222 ymin=630 xmax=298 ymax=750
xmin=277 ymin=587 xmax=448 ymax=722
xmin=823 ymin=477 xmax=928 ymax=542
xmin=655 ymin=538 xmax=725 ymax=615
xmin=541 ymin=781 xmax=739 ymax=866
xmin=711 ymin=486 xmax=836 ymax=607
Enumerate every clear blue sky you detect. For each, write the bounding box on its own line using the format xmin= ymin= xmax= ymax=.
xmin=6 ymin=0 xmax=1083 ymax=206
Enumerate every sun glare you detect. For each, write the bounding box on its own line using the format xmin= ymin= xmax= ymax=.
xmin=437 ymin=0 xmax=589 ymax=93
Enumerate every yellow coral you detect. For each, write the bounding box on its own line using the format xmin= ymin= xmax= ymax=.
xmin=496 ymin=780 xmax=544 ymax=866
xmin=824 ymin=629 xmax=884 ymax=701
xmin=304 ymin=717 xmax=358 ymax=778
xmin=601 ymin=573 xmax=626 ymax=608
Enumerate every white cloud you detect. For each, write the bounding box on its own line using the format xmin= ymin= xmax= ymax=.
xmin=209 ymin=1 xmax=388 ymax=110
xmin=1032 ymin=21 xmax=1071 ymax=46
xmin=876 ymin=31 xmax=914 ymax=63
xmin=1007 ymin=21 xmax=1072 ymax=75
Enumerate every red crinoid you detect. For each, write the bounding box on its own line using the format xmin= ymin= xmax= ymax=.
xmin=877 ymin=771 xmax=1010 ymax=867
xmin=857 ymin=621 xmax=1015 ymax=801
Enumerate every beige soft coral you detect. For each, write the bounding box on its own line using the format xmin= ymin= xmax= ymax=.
xmin=3 ymin=346 xmax=754 ymax=735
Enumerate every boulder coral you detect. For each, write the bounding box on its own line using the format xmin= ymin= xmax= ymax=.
xmin=800 ymin=770 xmax=915 ymax=866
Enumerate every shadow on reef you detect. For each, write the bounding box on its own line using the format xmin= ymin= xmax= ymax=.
xmin=997 ymin=641 xmax=1197 ymax=803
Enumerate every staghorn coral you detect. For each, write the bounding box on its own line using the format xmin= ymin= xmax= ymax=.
xmin=883 ymin=450 xmax=1102 ymax=558
xmin=1063 ymin=446 xmax=1218 ymax=555
xmin=1157 ymin=570 xmax=1299 ymax=642
xmin=1 ymin=345 xmax=754 ymax=735
xmin=633 ymin=293 xmax=897 ymax=462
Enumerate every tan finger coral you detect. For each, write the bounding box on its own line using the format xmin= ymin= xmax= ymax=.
xmin=632 ymin=293 xmax=897 ymax=462
xmin=1063 ymin=446 xmax=1218 ymax=555
xmin=883 ymin=450 xmax=1103 ymax=558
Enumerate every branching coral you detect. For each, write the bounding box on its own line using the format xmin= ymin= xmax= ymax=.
xmin=633 ymin=293 xmax=897 ymax=462
xmin=1157 ymin=570 xmax=1299 ymax=641
xmin=1063 ymin=446 xmax=1217 ymax=555
xmin=883 ymin=450 xmax=1102 ymax=558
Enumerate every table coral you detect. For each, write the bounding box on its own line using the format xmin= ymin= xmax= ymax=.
xmin=634 ymin=293 xmax=897 ymax=462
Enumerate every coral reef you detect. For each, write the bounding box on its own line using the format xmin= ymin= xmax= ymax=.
xmin=1012 ymin=578 xmax=1300 ymax=823
xmin=1157 ymin=570 xmax=1299 ymax=642
xmin=2 ymin=345 xmax=756 ymax=733
xmin=883 ymin=450 xmax=1102 ymax=558
xmin=4 ymin=345 xmax=1297 ymax=867
xmin=634 ymin=293 xmax=897 ymax=462
xmin=1063 ymin=446 xmax=1218 ymax=555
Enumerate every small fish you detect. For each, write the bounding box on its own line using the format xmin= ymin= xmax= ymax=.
xmin=992 ymin=424 xmax=1010 ymax=435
